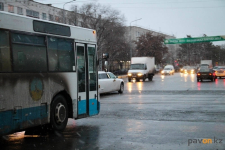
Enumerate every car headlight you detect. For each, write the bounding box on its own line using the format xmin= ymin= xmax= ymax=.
xmin=138 ymin=73 xmax=143 ymax=76
xmin=181 ymin=69 xmax=183 ymax=71
xmin=161 ymin=71 xmax=164 ymax=73
xmin=128 ymin=73 xmax=132 ymax=76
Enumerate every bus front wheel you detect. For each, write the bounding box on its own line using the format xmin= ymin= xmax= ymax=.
xmin=50 ymin=94 xmax=68 ymax=131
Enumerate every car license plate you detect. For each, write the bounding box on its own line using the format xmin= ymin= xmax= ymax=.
xmin=202 ymin=74 xmax=207 ymax=75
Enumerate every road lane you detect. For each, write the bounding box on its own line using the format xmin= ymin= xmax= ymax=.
xmin=124 ymin=73 xmax=225 ymax=91
xmin=1 ymin=72 xmax=225 ymax=150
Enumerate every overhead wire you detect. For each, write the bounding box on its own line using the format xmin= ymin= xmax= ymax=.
xmin=114 ymin=6 xmax=225 ymax=9
xmin=98 ymin=0 xmax=225 ymax=5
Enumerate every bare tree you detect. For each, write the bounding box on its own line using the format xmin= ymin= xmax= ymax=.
xmin=67 ymin=3 xmax=129 ymax=70
xmin=67 ymin=5 xmax=79 ymax=26
xmin=177 ymin=35 xmax=223 ymax=66
xmin=134 ymin=32 xmax=168 ymax=64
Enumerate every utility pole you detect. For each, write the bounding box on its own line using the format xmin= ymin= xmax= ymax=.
xmin=187 ymin=35 xmax=191 ymax=65
xmin=129 ymin=18 xmax=142 ymax=60
xmin=63 ymin=0 xmax=76 ymax=24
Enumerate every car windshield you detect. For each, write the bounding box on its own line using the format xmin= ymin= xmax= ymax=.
xmin=218 ymin=68 xmax=225 ymax=70
xmin=164 ymin=68 xmax=171 ymax=70
xmin=201 ymin=64 xmax=209 ymax=67
xmin=200 ymin=66 xmax=209 ymax=69
xmin=130 ymin=64 xmax=145 ymax=70
xmin=199 ymin=68 xmax=210 ymax=72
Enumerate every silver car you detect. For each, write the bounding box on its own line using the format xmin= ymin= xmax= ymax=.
xmin=161 ymin=68 xmax=174 ymax=75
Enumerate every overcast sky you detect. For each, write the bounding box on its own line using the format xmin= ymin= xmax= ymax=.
xmin=36 ymin=0 xmax=225 ymax=45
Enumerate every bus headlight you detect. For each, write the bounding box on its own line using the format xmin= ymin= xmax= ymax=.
xmin=128 ymin=73 xmax=132 ymax=76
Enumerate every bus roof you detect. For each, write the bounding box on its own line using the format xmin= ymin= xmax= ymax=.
xmin=0 ymin=11 xmax=97 ymax=43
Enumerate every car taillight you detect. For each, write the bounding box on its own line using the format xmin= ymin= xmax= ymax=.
xmin=209 ymin=73 xmax=212 ymax=75
xmin=197 ymin=73 xmax=200 ymax=76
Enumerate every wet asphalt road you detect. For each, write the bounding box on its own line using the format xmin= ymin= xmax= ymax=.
xmin=1 ymin=73 xmax=225 ymax=150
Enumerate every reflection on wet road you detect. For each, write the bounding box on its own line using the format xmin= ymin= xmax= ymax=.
xmin=1 ymin=121 xmax=100 ymax=150
xmin=126 ymin=73 xmax=225 ymax=92
xmin=1 ymin=72 xmax=225 ymax=150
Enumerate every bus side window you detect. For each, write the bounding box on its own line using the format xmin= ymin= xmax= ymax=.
xmin=11 ymin=33 xmax=47 ymax=72
xmin=0 ymin=30 xmax=12 ymax=72
xmin=47 ymin=37 xmax=74 ymax=72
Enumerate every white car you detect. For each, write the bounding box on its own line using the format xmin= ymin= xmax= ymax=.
xmin=161 ymin=65 xmax=175 ymax=75
xmin=98 ymin=71 xmax=124 ymax=94
xmin=161 ymin=68 xmax=174 ymax=75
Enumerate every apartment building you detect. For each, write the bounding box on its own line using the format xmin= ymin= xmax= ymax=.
xmin=126 ymin=26 xmax=179 ymax=65
xmin=0 ymin=0 xmax=75 ymax=24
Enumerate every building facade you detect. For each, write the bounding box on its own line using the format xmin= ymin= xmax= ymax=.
xmin=0 ymin=0 xmax=83 ymax=25
xmin=0 ymin=0 xmax=65 ymax=22
xmin=125 ymin=26 xmax=179 ymax=66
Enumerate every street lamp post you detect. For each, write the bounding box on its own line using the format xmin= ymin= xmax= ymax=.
xmin=63 ymin=0 xmax=75 ymax=24
xmin=129 ymin=18 xmax=142 ymax=60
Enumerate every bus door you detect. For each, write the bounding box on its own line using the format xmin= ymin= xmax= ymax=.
xmin=76 ymin=44 xmax=99 ymax=117
xmin=87 ymin=45 xmax=99 ymax=116
xmin=77 ymin=44 xmax=87 ymax=116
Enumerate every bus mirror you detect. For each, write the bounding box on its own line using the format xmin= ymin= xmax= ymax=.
xmin=102 ymin=53 xmax=109 ymax=59
xmin=104 ymin=61 xmax=108 ymax=67
xmin=104 ymin=61 xmax=108 ymax=72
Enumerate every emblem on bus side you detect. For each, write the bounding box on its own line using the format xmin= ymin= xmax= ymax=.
xmin=29 ymin=78 xmax=43 ymax=101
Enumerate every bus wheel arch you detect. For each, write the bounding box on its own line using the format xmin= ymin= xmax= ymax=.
xmin=50 ymin=91 xmax=72 ymax=131
xmin=57 ymin=91 xmax=73 ymax=118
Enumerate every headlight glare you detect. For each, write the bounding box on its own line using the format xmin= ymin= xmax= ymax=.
xmin=138 ymin=73 xmax=143 ymax=76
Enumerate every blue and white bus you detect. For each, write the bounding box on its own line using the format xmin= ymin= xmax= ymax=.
xmin=0 ymin=11 xmax=100 ymax=135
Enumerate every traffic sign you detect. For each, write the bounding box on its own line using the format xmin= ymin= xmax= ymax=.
xmin=164 ymin=36 xmax=225 ymax=44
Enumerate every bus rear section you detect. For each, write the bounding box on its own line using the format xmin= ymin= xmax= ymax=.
xmin=0 ymin=11 xmax=100 ymax=136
